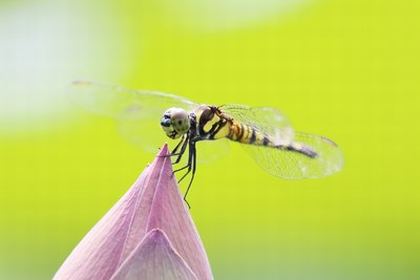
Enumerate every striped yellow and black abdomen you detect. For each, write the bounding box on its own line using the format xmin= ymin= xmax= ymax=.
xmin=227 ymin=120 xmax=318 ymax=158
xmin=227 ymin=121 xmax=265 ymax=145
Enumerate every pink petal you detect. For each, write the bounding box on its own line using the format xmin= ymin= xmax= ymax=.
xmin=53 ymin=164 xmax=152 ymax=280
xmin=111 ymin=229 xmax=197 ymax=280
xmin=53 ymin=144 xmax=213 ymax=280
xmin=144 ymin=146 xmax=213 ymax=280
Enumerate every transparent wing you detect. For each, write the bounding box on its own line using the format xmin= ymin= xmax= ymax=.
xmin=244 ymin=132 xmax=344 ymax=179
xmin=220 ymin=104 xmax=343 ymax=178
xmin=70 ymin=80 xmax=198 ymax=118
xmin=69 ymin=80 xmax=198 ymax=153
xmin=69 ymin=81 xmax=230 ymax=161
xmin=221 ymin=104 xmax=295 ymax=145
xmin=195 ymin=138 xmax=231 ymax=164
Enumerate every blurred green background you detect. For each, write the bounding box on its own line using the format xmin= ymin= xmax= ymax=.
xmin=1 ymin=0 xmax=419 ymax=279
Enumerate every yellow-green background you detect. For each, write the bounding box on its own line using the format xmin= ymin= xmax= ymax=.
xmin=1 ymin=0 xmax=419 ymax=279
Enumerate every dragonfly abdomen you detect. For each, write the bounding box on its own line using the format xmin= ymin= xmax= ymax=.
xmin=227 ymin=121 xmax=270 ymax=146
xmin=227 ymin=121 xmax=318 ymax=158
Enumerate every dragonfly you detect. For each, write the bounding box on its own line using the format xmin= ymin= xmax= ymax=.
xmin=72 ymin=81 xmax=344 ymax=206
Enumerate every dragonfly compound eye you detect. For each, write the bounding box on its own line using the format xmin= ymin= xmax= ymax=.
xmin=160 ymin=118 xmax=171 ymax=127
xmin=160 ymin=107 xmax=190 ymax=139
xmin=171 ymin=109 xmax=190 ymax=135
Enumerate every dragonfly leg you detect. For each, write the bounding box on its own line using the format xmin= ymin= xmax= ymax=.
xmin=183 ymin=142 xmax=197 ymax=208
xmin=171 ymin=156 xmax=189 ymax=179
xmin=172 ymin=135 xmax=189 ymax=165
xmin=171 ymin=135 xmax=185 ymax=155
xmin=172 ymin=137 xmax=192 ymax=175
xmin=174 ymin=146 xmax=192 ymax=181
xmin=158 ymin=135 xmax=187 ymax=159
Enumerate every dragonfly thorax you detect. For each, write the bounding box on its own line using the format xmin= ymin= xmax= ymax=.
xmin=160 ymin=107 xmax=191 ymax=139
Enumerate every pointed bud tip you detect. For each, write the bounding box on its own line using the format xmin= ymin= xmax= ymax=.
xmin=157 ymin=143 xmax=170 ymax=157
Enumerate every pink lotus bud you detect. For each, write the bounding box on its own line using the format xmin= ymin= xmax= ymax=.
xmin=54 ymin=144 xmax=213 ymax=280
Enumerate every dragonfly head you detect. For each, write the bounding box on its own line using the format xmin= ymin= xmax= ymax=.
xmin=160 ymin=107 xmax=190 ymax=139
